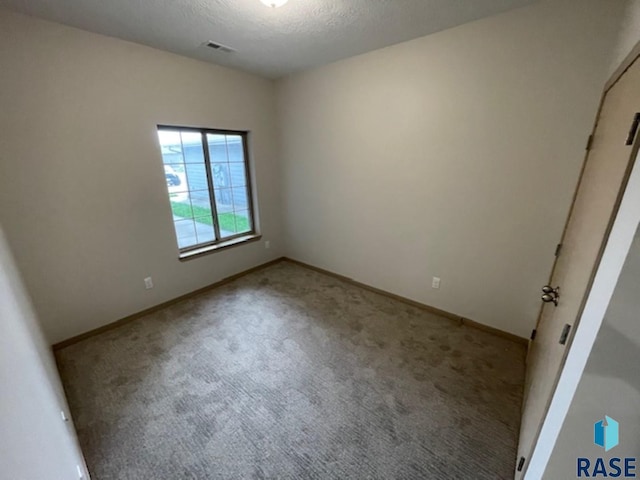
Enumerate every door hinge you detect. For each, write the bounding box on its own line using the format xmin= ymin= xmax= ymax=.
xmin=586 ymin=134 xmax=594 ymax=151
xmin=559 ymin=324 xmax=572 ymax=345
xmin=555 ymin=243 xmax=563 ymax=257
xmin=625 ymin=112 xmax=640 ymax=146
xmin=530 ymin=329 xmax=537 ymax=341
xmin=517 ymin=456 xmax=526 ymax=472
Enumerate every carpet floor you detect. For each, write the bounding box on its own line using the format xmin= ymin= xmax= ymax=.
xmin=56 ymin=260 xmax=526 ymax=480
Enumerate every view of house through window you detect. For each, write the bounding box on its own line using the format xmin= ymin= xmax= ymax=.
xmin=157 ymin=126 xmax=255 ymax=253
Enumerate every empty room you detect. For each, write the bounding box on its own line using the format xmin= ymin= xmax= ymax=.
xmin=2 ymin=0 xmax=640 ymax=479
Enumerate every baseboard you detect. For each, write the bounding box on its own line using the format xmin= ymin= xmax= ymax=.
xmin=52 ymin=257 xmax=286 ymax=350
xmin=54 ymin=254 xmax=527 ymax=350
xmin=283 ymin=257 xmax=528 ymax=346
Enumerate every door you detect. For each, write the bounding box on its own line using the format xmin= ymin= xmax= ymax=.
xmin=516 ymin=56 xmax=640 ymax=478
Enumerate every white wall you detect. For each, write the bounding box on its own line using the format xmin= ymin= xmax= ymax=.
xmin=0 ymin=226 xmax=88 ymax=480
xmin=610 ymin=0 xmax=640 ymax=75
xmin=276 ymin=0 xmax=624 ymax=338
xmin=542 ymin=224 xmax=640 ymax=478
xmin=0 ymin=10 xmax=283 ymax=344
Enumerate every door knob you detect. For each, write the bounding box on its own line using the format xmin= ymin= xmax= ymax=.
xmin=541 ymin=293 xmax=559 ymax=306
xmin=541 ymin=285 xmax=560 ymax=306
xmin=542 ymin=285 xmax=560 ymax=295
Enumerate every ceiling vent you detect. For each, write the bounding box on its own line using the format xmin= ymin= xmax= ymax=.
xmin=203 ymin=41 xmax=236 ymax=54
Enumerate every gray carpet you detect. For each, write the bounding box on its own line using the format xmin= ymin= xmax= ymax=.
xmin=56 ymin=260 xmax=526 ymax=480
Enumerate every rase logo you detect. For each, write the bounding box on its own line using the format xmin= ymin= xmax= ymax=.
xmin=595 ymin=416 xmax=620 ymax=452
xmin=577 ymin=416 xmax=637 ymax=478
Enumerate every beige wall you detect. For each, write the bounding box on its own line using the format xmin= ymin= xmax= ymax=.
xmin=0 ymin=226 xmax=87 ymax=479
xmin=0 ymin=1 xmax=627 ymax=344
xmin=610 ymin=0 xmax=640 ymax=75
xmin=276 ymin=0 xmax=624 ymax=338
xmin=0 ymin=10 xmax=283 ymax=343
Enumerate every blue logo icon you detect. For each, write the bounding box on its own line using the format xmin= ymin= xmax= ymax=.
xmin=594 ymin=415 xmax=619 ymax=451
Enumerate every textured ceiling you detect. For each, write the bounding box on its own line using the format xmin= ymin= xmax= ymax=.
xmin=0 ymin=0 xmax=536 ymax=78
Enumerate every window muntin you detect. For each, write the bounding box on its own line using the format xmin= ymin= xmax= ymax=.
xmin=157 ymin=126 xmax=255 ymax=253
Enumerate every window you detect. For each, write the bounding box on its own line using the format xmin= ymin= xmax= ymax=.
xmin=156 ymin=126 xmax=256 ymax=256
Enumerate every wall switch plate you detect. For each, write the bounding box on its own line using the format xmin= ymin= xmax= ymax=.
xmin=144 ymin=277 xmax=154 ymax=289
xmin=77 ymin=465 xmax=84 ymax=479
xmin=61 ymin=410 xmax=69 ymax=422
xmin=432 ymin=277 xmax=441 ymax=289
xmin=265 ymin=240 xmax=270 ymax=249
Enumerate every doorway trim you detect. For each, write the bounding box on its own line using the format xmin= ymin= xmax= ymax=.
xmin=606 ymin=41 xmax=640 ymax=93
xmin=524 ymin=143 xmax=640 ymax=478
xmin=524 ymin=47 xmax=640 ymax=476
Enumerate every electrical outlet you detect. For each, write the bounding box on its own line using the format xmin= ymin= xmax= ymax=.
xmin=144 ymin=277 xmax=154 ymax=290
xmin=265 ymin=240 xmax=270 ymax=249
xmin=432 ymin=277 xmax=441 ymax=289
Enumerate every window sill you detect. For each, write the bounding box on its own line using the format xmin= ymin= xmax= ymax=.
xmin=178 ymin=234 xmax=262 ymax=261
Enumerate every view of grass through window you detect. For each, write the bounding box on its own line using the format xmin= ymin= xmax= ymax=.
xmin=169 ymin=201 xmax=250 ymax=233
xmin=158 ymin=127 xmax=254 ymax=252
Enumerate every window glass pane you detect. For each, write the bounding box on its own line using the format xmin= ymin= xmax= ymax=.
xmin=194 ymin=197 xmax=215 ymax=230
xmin=189 ymin=189 xmax=213 ymax=212
xmin=226 ymin=136 xmax=244 ymax=162
xmin=184 ymin=163 xmax=209 ymax=191
xmin=217 ymin=215 xmax=235 ymax=238
xmin=194 ymin=217 xmax=215 ymax=244
xmin=207 ymin=134 xmax=228 ymax=163
xmin=217 ymin=212 xmax=238 ymax=237
xmin=158 ymin=131 xmax=184 ymax=164
xmin=181 ymin=132 xmax=204 ymax=163
xmin=216 ymin=211 xmax=251 ymax=238
xmin=169 ymin=192 xmax=193 ymax=220
xmin=214 ymin=188 xmax=233 ymax=213
xmin=231 ymin=187 xmax=249 ymax=210
xmin=233 ymin=210 xmax=252 ymax=234
xmin=211 ymin=163 xmax=231 ymax=189
xmin=164 ymin=164 xmax=186 ymax=195
xmin=229 ymin=163 xmax=246 ymax=187
xmin=174 ymin=219 xmax=197 ymax=249
xmin=170 ymin=190 xmax=212 ymax=219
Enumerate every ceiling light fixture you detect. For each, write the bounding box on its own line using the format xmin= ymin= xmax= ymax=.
xmin=260 ymin=0 xmax=288 ymax=7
